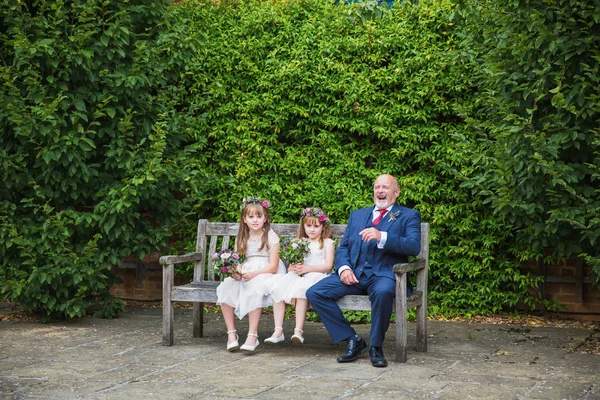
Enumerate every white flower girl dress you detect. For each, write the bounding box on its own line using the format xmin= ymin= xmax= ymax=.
xmin=216 ymin=229 xmax=285 ymax=319
xmin=269 ymin=238 xmax=334 ymax=304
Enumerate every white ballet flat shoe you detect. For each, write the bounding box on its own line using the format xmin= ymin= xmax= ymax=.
xmin=240 ymin=333 xmax=260 ymax=352
xmin=291 ymin=328 xmax=304 ymax=344
xmin=226 ymin=329 xmax=239 ymax=352
xmin=264 ymin=327 xmax=285 ymax=344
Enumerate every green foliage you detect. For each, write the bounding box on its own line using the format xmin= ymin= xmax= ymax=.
xmin=162 ymin=0 xmax=545 ymax=314
xmin=306 ymin=310 xmax=320 ymax=323
xmin=3 ymin=0 xmax=578 ymax=320
xmin=453 ymin=0 xmax=600 ymax=284
xmin=0 ymin=0 xmax=214 ymax=320
xmin=342 ymin=0 xmax=394 ymax=24
xmin=0 ymin=204 xmax=123 ymax=321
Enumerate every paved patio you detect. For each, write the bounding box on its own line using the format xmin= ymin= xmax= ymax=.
xmin=1 ymin=306 xmax=598 ymax=399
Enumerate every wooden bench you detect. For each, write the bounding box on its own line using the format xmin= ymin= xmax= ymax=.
xmin=160 ymin=219 xmax=430 ymax=362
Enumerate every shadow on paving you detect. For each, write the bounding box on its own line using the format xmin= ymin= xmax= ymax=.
xmin=0 ymin=307 xmax=598 ymax=399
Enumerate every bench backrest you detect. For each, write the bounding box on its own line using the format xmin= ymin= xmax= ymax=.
xmin=193 ymin=219 xmax=429 ymax=282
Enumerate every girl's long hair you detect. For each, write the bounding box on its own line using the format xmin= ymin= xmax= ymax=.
xmin=236 ymin=203 xmax=271 ymax=255
xmin=297 ymin=216 xmax=332 ymax=249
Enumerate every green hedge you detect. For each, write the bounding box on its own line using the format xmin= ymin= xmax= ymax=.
xmin=159 ymin=0 xmax=544 ymax=315
xmin=0 ymin=0 xmax=211 ymax=319
xmin=454 ymin=0 xmax=600 ymax=284
xmin=3 ymin=0 xmax=573 ymax=320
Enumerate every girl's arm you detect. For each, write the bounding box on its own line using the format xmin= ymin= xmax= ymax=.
xmin=265 ymin=243 xmax=281 ymax=274
xmin=231 ymin=245 xmax=243 ymax=280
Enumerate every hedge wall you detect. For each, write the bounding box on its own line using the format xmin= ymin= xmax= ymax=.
xmin=3 ymin=0 xmax=569 ymax=319
xmin=453 ymin=0 xmax=600 ymax=284
xmin=0 ymin=0 xmax=212 ymax=319
xmin=158 ymin=0 xmax=543 ymax=315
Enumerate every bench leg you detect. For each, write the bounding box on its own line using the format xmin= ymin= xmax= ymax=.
xmin=162 ymin=264 xmax=174 ymax=346
xmin=416 ymin=303 xmax=427 ymax=352
xmin=395 ymin=274 xmax=408 ymax=363
xmin=193 ymin=303 xmax=204 ymax=338
xmin=416 ymin=266 xmax=428 ymax=352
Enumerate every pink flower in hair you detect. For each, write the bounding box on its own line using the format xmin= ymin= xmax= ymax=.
xmin=241 ymin=196 xmax=271 ymax=210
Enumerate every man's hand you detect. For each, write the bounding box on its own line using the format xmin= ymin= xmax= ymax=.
xmin=359 ymin=227 xmax=381 ymax=243
xmin=340 ymin=269 xmax=358 ymax=285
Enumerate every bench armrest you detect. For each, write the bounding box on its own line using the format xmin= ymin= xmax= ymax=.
xmin=393 ymin=258 xmax=426 ymax=275
xmin=160 ymin=252 xmax=203 ymax=266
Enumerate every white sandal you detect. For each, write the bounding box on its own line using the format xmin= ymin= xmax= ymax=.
xmin=240 ymin=333 xmax=260 ymax=352
xmin=264 ymin=327 xmax=285 ymax=344
xmin=226 ymin=329 xmax=239 ymax=352
xmin=291 ymin=328 xmax=304 ymax=344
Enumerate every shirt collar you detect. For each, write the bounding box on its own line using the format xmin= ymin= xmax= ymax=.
xmin=373 ymin=205 xmax=393 ymax=216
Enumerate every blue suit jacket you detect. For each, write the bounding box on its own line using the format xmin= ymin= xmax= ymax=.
xmin=335 ymin=204 xmax=421 ymax=281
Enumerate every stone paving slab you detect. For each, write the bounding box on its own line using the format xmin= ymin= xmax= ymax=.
xmin=0 ymin=307 xmax=598 ymax=400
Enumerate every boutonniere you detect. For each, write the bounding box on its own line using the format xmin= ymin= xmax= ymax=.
xmin=388 ymin=211 xmax=400 ymax=222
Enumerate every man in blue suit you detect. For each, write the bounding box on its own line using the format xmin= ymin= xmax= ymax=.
xmin=307 ymin=174 xmax=421 ymax=367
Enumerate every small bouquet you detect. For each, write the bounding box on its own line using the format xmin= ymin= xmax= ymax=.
xmin=212 ymin=249 xmax=245 ymax=281
xmin=279 ymin=237 xmax=311 ymax=273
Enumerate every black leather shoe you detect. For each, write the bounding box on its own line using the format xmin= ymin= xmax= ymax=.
xmin=369 ymin=346 xmax=388 ymax=368
xmin=337 ymin=336 xmax=368 ymax=363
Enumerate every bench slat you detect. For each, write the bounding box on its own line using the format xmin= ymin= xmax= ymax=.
xmin=173 ymin=282 xmax=220 ymax=302
xmin=394 ymin=259 xmax=426 ymax=274
xmin=171 ymin=284 xmax=422 ymax=312
xmin=207 ymin=236 xmax=218 ymax=281
xmin=221 ymin=236 xmax=230 ymax=251
xmin=159 ymin=252 xmax=203 ymax=266
xmin=204 ymin=223 xmax=346 ymax=238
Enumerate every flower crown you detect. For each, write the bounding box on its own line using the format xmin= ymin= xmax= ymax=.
xmin=241 ymin=196 xmax=271 ymax=210
xmin=300 ymin=207 xmax=330 ymax=223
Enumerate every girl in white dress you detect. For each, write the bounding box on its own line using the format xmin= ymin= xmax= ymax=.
xmin=216 ymin=196 xmax=285 ymax=352
xmin=265 ymin=207 xmax=334 ymax=344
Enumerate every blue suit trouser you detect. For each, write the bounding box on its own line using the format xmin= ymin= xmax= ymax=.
xmin=306 ymin=272 xmax=396 ymax=347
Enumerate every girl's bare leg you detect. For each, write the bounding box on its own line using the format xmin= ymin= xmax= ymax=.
xmin=221 ymin=303 xmax=238 ymax=344
xmin=295 ymin=298 xmax=308 ymax=332
xmin=269 ymin=301 xmax=286 ymax=339
xmin=244 ymin=308 xmax=262 ymax=346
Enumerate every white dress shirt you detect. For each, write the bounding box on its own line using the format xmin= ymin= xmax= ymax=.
xmin=337 ymin=205 xmax=393 ymax=276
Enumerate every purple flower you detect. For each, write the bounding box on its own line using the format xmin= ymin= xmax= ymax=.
xmin=319 ymin=214 xmax=327 ymax=222
xmin=220 ymin=267 xmax=228 ymax=274
xmin=232 ymin=253 xmax=239 ymax=260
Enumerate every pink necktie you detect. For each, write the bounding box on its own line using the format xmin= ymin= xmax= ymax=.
xmin=372 ymin=209 xmax=388 ymax=226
